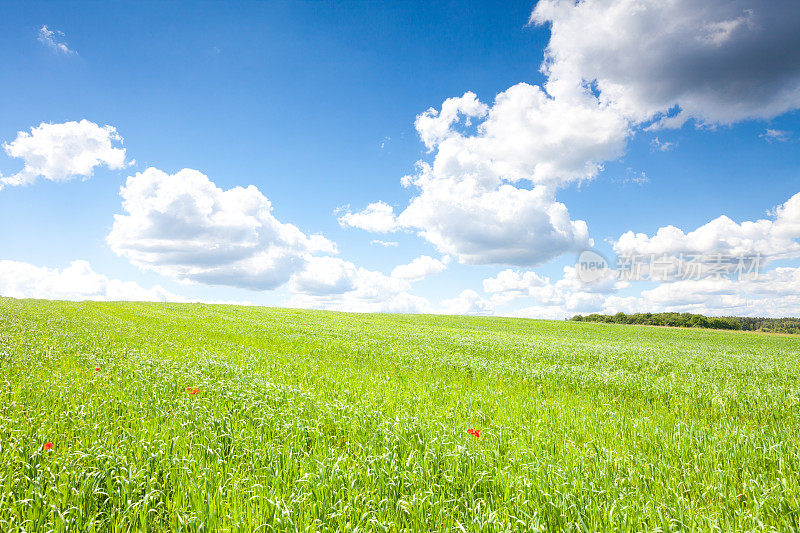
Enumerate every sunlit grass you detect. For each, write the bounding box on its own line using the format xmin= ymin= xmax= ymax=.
xmin=1 ymin=297 xmax=799 ymax=531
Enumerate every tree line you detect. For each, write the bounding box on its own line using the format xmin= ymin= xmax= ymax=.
xmin=569 ymin=312 xmax=800 ymax=334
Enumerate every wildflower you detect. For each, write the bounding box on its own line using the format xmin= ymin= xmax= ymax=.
xmin=467 ymin=428 xmax=481 ymax=438
xmin=94 ymin=367 xmax=100 ymax=371
xmin=43 ymin=442 xmax=53 ymax=451
xmin=189 ymin=388 xmax=200 ymax=395
xmin=185 ymin=387 xmax=193 ymax=391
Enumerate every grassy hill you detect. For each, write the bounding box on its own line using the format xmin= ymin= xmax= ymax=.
xmin=1 ymin=297 xmax=799 ymax=531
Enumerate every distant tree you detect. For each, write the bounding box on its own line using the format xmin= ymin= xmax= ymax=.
xmin=570 ymin=313 xmax=773 ymax=332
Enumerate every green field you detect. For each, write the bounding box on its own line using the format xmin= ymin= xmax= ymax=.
xmin=1 ymin=298 xmax=799 ymax=532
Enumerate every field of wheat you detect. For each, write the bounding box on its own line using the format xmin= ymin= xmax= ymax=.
xmin=1 ymin=297 xmax=798 ymax=531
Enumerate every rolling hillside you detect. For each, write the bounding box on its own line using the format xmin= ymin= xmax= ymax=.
xmin=1 ymin=298 xmax=798 ymax=531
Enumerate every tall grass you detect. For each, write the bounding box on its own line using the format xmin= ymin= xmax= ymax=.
xmin=1 ymin=298 xmax=798 ymax=531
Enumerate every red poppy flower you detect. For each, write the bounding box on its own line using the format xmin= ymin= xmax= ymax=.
xmin=94 ymin=367 xmax=100 ymax=371
xmin=185 ymin=387 xmax=194 ymax=391
xmin=467 ymin=428 xmax=481 ymax=438
xmin=43 ymin=442 xmax=53 ymax=451
xmin=189 ymin=388 xmax=200 ymax=395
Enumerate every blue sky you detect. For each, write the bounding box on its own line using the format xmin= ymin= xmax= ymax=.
xmin=2 ymin=1 xmax=800 ymax=317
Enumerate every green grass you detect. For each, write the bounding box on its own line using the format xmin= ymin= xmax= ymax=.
xmin=1 ymin=297 xmax=799 ymax=532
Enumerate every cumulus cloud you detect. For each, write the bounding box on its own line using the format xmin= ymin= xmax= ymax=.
xmin=614 ymin=191 xmax=800 ymax=262
xmin=440 ymin=290 xmax=493 ymax=316
xmin=287 ymin=256 xmax=358 ymax=295
xmin=390 ymin=255 xmax=449 ymax=282
xmin=0 ymin=120 xmax=127 ymax=190
xmin=476 ymin=189 xmax=800 ymax=320
xmin=483 ymin=269 xmax=548 ymax=298
xmin=107 ymin=167 xmax=336 ymax=290
xmin=0 ymin=259 xmax=185 ymax=302
xmin=371 ymin=240 xmax=399 ymax=247
xmin=399 ymin=180 xmax=592 ymax=265
xmin=341 ymin=83 xmax=623 ymax=265
xmin=286 ymin=254 xmax=452 ymax=313
xmin=531 ymin=0 xmax=800 ymax=127
xmin=484 ymin=265 xmax=624 ymax=311
xmin=342 ymin=2 xmax=800 ymax=268
xmin=477 ymin=189 xmax=800 ymax=318
xmin=511 ymin=304 xmax=578 ymax=321
xmin=478 ymin=262 xmax=800 ymax=319
xmin=488 ymin=274 xmax=625 ymax=319
xmin=414 ymin=92 xmax=488 ymax=151
xmin=601 ymin=268 xmax=800 ymax=317
xmin=419 ymin=83 xmax=629 ymax=188
xmin=287 ymin=256 xmax=432 ymax=313
xmin=37 ymin=25 xmax=76 ymax=55
xmin=484 ymin=189 xmax=800 ymax=318
xmin=337 ymin=201 xmax=398 ymax=233
xmin=289 ymin=289 xmax=431 ymax=314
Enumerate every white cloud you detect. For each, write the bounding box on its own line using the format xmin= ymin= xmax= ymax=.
xmin=107 ymin=167 xmax=336 ymax=290
xmin=490 ymin=277 xmax=622 ymax=319
xmin=613 ymin=191 xmax=800 ymax=262
xmin=477 ymin=264 xmax=800 ymax=319
xmin=484 ymin=265 xmax=624 ymax=312
xmin=287 ymin=256 xmax=431 ymax=314
xmin=483 ymin=269 xmax=548 ymax=295
xmin=619 ymin=168 xmax=649 ymax=186
xmin=0 ymin=259 xmax=185 ymax=302
xmin=287 ymin=256 xmax=358 ymax=295
xmin=371 ymin=239 xmax=399 ymax=247
xmin=512 ymin=304 xmax=576 ymax=321
xmin=473 ymin=189 xmax=800 ymax=320
xmin=340 ymin=78 xmax=627 ymax=266
xmin=286 ymin=254 xmax=453 ymax=313
xmin=289 ymin=290 xmax=431 ymax=314
xmin=601 ymin=268 xmax=800 ymax=317
xmin=400 ymin=178 xmax=593 ymax=266
xmin=341 ymin=2 xmax=800 ymax=269
xmin=400 ymin=82 xmax=628 ymax=191
xmin=1 ymin=120 xmax=127 ymax=190
xmin=414 ymin=92 xmax=488 ymax=151
xmin=760 ymin=129 xmax=791 ymax=143
xmin=37 ymin=25 xmax=76 ymax=55
xmin=531 ymin=0 xmax=800 ymax=127
xmin=650 ymin=137 xmax=677 ymax=152
xmin=341 ymin=1 xmax=800 ymax=271
xmin=337 ymin=201 xmax=398 ymax=233
xmin=440 ymin=290 xmax=493 ymax=316
xmin=390 ymin=255 xmax=449 ymax=282
xmin=476 ymin=189 xmax=800 ymax=318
